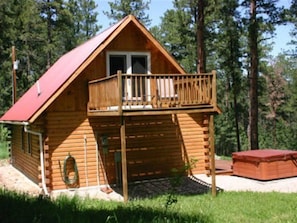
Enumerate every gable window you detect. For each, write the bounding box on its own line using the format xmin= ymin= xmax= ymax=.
xmin=21 ymin=129 xmax=24 ymax=152
xmin=21 ymin=128 xmax=32 ymax=154
xmin=27 ymin=133 xmax=32 ymax=154
xmin=107 ymin=52 xmax=151 ymax=101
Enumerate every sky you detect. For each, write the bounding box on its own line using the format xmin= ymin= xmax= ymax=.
xmin=96 ymin=0 xmax=294 ymax=57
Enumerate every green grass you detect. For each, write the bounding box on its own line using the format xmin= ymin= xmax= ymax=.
xmin=0 ymin=141 xmax=9 ymax=159
xmin=1 ymin=189 xmax=297 ymax=223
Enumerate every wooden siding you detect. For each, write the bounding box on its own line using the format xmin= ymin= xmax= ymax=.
xmin=176 ymin=114 xmax=210 ymax=175
xmin=45 ymin=111 xmax=210 ymax=191
xmin=46 ymin=111 xmax=101 ymax=190
xmin=10 ymin=125 xmax=41 ymax=185
xmin=105 ymin=22 xmax=181 ymax=74
xmin=90 ymin=114 xmax=209 ymax=183
xmin=45 ymin=69 xmax=103 ymax=190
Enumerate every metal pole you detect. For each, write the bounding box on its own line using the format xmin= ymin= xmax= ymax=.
xmin=12 ymin=46 xmax=17 ymax=104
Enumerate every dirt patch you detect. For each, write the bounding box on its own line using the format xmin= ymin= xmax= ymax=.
xmin=0 ymin=160 xmax=41 ymax=196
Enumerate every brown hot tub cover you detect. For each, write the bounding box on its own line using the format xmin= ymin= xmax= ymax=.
xmin=232 ymin=149 xmax=297 ymax=180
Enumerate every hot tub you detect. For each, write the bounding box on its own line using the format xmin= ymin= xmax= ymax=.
xmin=232 ymin=149 xmax=297 ymax=180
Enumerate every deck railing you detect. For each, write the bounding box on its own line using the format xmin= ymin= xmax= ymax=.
xmin=88 ymin=71 xmax=217 ymax=112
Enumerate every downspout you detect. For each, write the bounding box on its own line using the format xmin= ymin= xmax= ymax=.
xmin=24 ymin=124 xmax=49 ymax=195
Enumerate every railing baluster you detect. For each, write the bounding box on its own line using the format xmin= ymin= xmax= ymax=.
xmin=194 ymin=75 xmax=198 ymax=104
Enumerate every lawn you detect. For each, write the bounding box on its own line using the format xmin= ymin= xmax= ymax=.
xmin=0 ymin=141 xmax=9 ymax=159
xmin=0 ymin=188 xmax=296 ymax=223
xmin=0 ymin=137 xmax=296 ymax=222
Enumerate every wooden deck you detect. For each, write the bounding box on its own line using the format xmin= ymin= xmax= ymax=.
xmin=88 ymin=71 xmax=219 ymax=116
xmin=215 ymin=159 xmax=233 ymax=175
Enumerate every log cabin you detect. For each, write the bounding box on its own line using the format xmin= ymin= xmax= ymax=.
xmin=0 ymin=15 xmax=220 ymax=201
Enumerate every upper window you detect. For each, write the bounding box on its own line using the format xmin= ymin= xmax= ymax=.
xmin=107 ymin=52 xmax=151 ymax=100
xmin=107 ymin=51 xmax=150 ymax=75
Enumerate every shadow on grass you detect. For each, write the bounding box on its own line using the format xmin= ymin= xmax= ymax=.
xmin=0 ymin=188 xmax=212 ymax=223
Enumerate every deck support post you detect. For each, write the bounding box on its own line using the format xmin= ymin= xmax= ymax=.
xmin=120 ymin=116 xmax=128 ymax=202
xmin=118 ymin=70 xmax=128 ymax=202
xmin=209 ymin=115 xmax=216 ymax=197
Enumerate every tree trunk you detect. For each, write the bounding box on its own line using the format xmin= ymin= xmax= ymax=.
xmin=233 ymin=88 xmax=241 ymax=151
xmin=197 ymin=0 xmax=205 ymax=73
xmin=249 ymin=0 xmax=259 ymax=150
xmin=46 ymin=0 xmax=52 ymax=68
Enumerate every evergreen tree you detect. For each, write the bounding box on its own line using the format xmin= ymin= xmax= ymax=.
xmin=16 ymin=0 xmax=47 ymax=95
xmin=275 ymin=54 xmax=297 ymax=149
xmin=37 ymin=0 xmax=74 ymax=67
xmin=152 ymin=0 xmax=217 ymax=73
xmin=241 ymin=0 xmax=283 ymax=149
xmin=104 ymin=0 xmax=151 ymax=26
xmin=288 ymin=0 xmax=297 ymax=55
xmin=155 ymin=6 xmax=196 ymax=72
xmin=260 ymin=57 xmax=286 ymax=148
xmin=66 ymin=0 xmax=100 ymax=50
xmin=0 ymin=1 xmax=15 ymax=113
xmin=196 ymin=0 xmax=205 ymax=73
xmin=214 ymin=0 xmax=245 ymax=153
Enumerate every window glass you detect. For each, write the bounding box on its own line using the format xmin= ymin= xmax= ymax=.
xmin=109 ymin=55 xmax=127 ymax=75
xmin=108 ymin=52 xmax=150 ymax=100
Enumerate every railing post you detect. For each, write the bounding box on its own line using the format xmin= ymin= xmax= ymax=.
xmin=117 ymin=70 xmax=123 ymax=113
xmin=211 ymin=70 xmax=217 ymax=106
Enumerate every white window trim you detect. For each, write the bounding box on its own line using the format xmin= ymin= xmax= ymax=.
xmin=106 ymin=51 xmax=153 ymax=105
xmin=106 ymin=51 xmax=151 ymax=76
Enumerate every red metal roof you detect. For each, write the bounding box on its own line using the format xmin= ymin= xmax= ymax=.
xmin=0 ymin=18 xmax=125 ymax=123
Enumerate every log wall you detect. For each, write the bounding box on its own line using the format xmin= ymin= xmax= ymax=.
xmin=176 ymin=114 xmax=210 ymax=175
xmin=45 ymin=112 xmax=209 ymax=190
xmin=46 ymin=111 xmax=101 ymax=190
xmin=11 ymin=124 xmax=42 ymax=185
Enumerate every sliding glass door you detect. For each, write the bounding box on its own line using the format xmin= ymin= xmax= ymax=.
xmin=107 ymin=52 xmax=150 ymax=101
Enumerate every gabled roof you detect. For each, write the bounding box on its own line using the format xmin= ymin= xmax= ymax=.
xmin=0 ymin=15 xmax=185 ymax=124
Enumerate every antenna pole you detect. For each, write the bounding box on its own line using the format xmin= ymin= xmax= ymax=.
xmin=12 ymin=46 xmax=17 ymax=104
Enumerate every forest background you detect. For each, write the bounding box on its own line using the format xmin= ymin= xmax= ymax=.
xmin=1 ymin=0 xmax=297 ymax=156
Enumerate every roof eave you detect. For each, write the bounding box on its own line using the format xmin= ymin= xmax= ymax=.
xmin=0 ymin=120 xmax=30 ymax=126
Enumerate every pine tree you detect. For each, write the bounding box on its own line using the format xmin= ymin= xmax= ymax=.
xmin=214 ymin=0 xmax=245 ymax=152
xmin=66 ymin=0 xmax=100 ymax=50
xmin=0 ymin=1 xmax=15 ymax=113
xmin=152 ymin=0 xmax=202 ymax=72
xmin=241 ymin=0 xmax=283 ymax=149
xmin=104 ymin=0 xmax=151 ymax=26
xmin=37 ymin=0 xmax=74 ymax=67
xmin=16 ymin=0 xmax=47 ymax=95
xmin=288 ymin=0 xmax=297 ymax=55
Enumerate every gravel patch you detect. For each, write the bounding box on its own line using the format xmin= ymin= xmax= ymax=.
xmin=196 ymin=174 xmax=297 ymax=193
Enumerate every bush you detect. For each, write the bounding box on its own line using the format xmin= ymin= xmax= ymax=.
xmin=0 ymin=124 xmax=9 ymax=159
